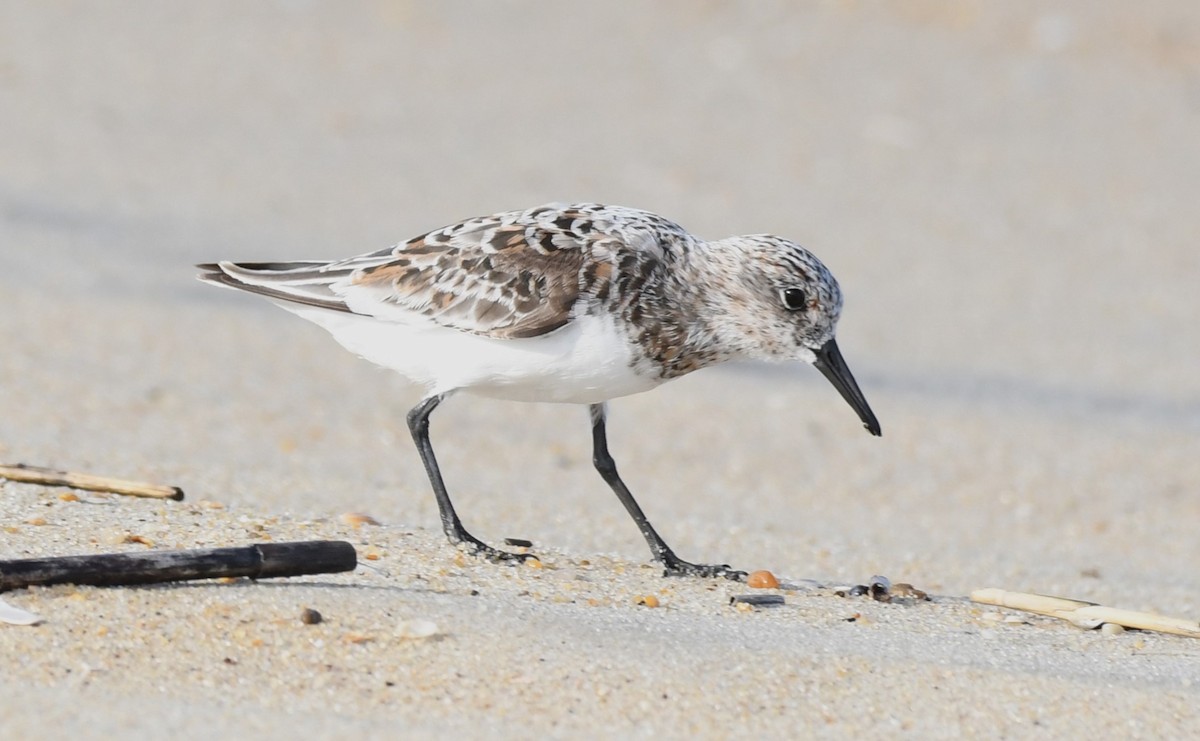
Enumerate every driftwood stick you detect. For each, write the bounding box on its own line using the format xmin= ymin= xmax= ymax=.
xmin=0 ymin=540 xmax=357 ymax=591
xmin=0 ymin=463 xmax=184 ymax=500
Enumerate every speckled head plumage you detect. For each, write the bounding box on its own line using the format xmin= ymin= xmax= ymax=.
xmin=695 ymin=235 xmax=845 ymax=365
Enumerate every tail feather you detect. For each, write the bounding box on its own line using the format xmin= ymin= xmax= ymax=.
xmin=197 ymin=261 xmax=354 ymax=314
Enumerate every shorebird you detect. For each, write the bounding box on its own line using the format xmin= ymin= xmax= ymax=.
xmin=199 ymin=203 xmax=880 ymax=579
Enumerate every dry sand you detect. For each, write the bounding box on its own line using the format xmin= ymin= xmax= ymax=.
xmin=2 ymin=2 xmax=1199 ymax=737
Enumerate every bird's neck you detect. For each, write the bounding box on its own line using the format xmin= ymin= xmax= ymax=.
xmin=632 ymin=239 xmax=758 ymax=379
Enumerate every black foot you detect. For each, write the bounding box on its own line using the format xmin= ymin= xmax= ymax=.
xmin=453 ymin=534 xmax=537 ymax=565
xmin=660 ymin=554 xmax=745 ymax=581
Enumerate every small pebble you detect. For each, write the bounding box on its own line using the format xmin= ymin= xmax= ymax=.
xmin=300 ymin=608 xmax=323 ymax=625
xmin=340 ymin=512 xmax=381 ymax=528
xmin=396 ymin=619 xmax=439 ymax=639
xmin=635 ymin=595 xmax=660 ymax=608
xmin=58 ymin=492 xmax=80 ymax=502
xmin=746 ymin=570 xmax=780 ymax=589
xmin=25 ymin=517 xmax=47 ymax=526
xmin=890 ymin=583 xmax=929 ymax=600
xmin=868 ymin=575 xmax=891 ymax=602
xmin=1100 ymin=622 xmax=1126 ymax=636
xmin=504 ymin=537 xmax=533 ymax=548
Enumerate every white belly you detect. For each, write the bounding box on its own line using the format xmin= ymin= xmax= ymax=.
xmin=283 ymin=306 xmax=661 ymax=404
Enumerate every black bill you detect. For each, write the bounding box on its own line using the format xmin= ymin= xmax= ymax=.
xmin=813 ymin=338 xmax=881 ymax=437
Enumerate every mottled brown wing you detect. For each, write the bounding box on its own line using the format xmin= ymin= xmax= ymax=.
xmin=343 ymin=212 xmax=596 ymax=339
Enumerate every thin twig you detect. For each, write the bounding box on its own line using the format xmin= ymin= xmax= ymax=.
xmin=0 ymin=463 xmax=184 ymax=500
xmin=971 ymin=588 xmax=1200 ymax=639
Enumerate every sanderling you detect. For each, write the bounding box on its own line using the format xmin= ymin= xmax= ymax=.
xmin=199 ymin=203 xmax=880 ymax=579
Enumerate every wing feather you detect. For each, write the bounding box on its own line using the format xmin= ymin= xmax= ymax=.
xmin=343 ymin=205 xmax=625 ymax=338
xmin=199 ymin=203 xmax=689 ymax=339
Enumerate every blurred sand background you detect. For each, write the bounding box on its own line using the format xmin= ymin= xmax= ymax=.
xmin=2 ymin=1 xmax=1199 ymax=737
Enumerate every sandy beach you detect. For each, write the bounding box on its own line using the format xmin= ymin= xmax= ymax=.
xmin=2 ymin=2 xmax=1199 ymax=737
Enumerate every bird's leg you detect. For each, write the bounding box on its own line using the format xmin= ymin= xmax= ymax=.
xmin=588 ymin=403 xmax=745 ymax=581
xmin=407 ymin=394 xmax=533 ymax=564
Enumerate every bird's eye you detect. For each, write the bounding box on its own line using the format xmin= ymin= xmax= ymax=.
xmin=781 ymin=287 xmax=808 ymax=311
